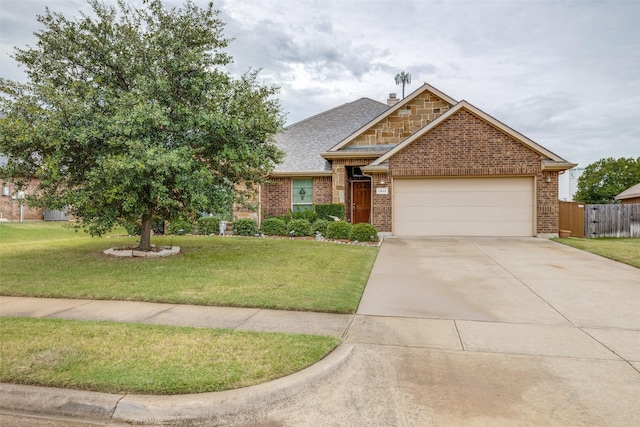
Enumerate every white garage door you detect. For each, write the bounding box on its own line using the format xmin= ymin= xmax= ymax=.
xmin=393 ymin=177 xmax=534 ymax=236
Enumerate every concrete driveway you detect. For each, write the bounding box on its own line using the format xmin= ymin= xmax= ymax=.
xmin=358 ymin=237 xmax=640 ymax=329
xmin=269 ymin=237 xmax=640 ymax=426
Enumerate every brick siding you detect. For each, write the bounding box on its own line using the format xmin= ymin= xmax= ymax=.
xmin=260 ymin=176 xmax=333 ymax=221
xmin=621 ymin=197 xmax=640 ymax=205
xmin=260 ymin=177 xmax=292 ymax=219
xmin=385 ymin=109 xmax=558 ymax=235
xmin=0 ymin=180 xmax=45 ymax=221
xmin=371 ymin=173 xmax=392 ymax=230
xmin=313 ymin=176 xmax=332 ymax=204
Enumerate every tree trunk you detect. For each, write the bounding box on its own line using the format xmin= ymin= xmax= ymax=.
xmin=139 ymin=215 xmax=153 ymax=251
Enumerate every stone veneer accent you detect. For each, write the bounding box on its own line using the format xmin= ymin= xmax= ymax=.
xmin=384 ymin=109 xmax=559 ymax=235
xmin=346 ymin=91 xmax=452 ymax=147
xmin=330 ymin=159 xmax=376 ymax=222
xmin=232 ymin=182 xmax=260 ymax=221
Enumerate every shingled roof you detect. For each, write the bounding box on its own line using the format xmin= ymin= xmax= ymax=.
xmin=615 ymin=183 xmax=640 ymax=201
xmin=273 ymin=98 xmax=389 ymax=174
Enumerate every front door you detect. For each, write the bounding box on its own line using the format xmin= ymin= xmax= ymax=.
xmin=352 ymin=181 xmax=371 ymax=224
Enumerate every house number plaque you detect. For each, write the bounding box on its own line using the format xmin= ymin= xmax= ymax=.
xmin=376 ymin=187 xmax=389 ymax=195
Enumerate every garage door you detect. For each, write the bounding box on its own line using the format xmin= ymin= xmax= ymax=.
xmin=393 ymin=177 xmax=534 ymax=236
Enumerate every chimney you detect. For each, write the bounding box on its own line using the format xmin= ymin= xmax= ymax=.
xmin=387 ymin=93 xmax=399 ymax=106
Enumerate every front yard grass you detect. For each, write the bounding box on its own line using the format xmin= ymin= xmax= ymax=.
xmin=553 ymin=237 xmax=640 ymax=268
xmin=0 ymin=222 xmax=379 ymax=313
xmin=0 ymin=317 xmax=339 ymax=394
xmin=0 ymin=222 xmax=375 ymax=394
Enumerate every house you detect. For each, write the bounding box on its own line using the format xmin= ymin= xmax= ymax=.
xmin=256 ymin=83 xmax=576 ymax=237
xmin=0 ymin=180 xmax=45 ymax=222
xmin=615 ymin=183 xmax=640 ymax=205
xmin=0 ymin=156 xmax=69 ymax=222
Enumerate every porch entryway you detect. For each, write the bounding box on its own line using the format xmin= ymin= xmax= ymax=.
xmin=352 ymin=180 xmax=371 ymax=224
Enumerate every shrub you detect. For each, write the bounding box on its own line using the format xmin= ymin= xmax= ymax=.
xmin=261 ymin=217 xmax=287 ymax=236
xmin=264 ymin=212 xmax=290 ymax=224
xmin=288 ymin=218 xmax=313 ymax=236
xmin=325 ymin=221 xmax=352 ymax=240
xmin=197 ymin=217 xmax=220 ymax=235
xmin=312 ymin=219 xmax=330 ymax=235
xmin=315 ymin=204 xmax=345 ymax=221
xmin=167 ymin=217 xmax=194 ymax=235
xmin=233 ymin=219 xmax=259 ymax=237
xmin=350 ymin=223 xmax=379 ymax=242
xmin=291 ymin=209 xmax=317 ymax=222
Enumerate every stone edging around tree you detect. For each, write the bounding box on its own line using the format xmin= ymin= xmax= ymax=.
xmin=103 ymin=246 xmax=180 ymax=258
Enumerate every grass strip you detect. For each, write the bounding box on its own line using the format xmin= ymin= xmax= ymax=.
xmin=553 ymin=237 xmax=640 ymax=268
xmin=0 ymin=223 xmax=378 ymax=313
xmin=0 ymin=317 xmax=340 ymax=395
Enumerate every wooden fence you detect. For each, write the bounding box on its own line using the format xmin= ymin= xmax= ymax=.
xmin=558 ymin=201 xmax=585 ymax=238
xmin=584 ymin=204 xmax=640 ymax=238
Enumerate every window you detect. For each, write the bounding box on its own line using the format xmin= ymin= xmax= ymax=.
xmin=292 ymin=178 xmax=313 ymax=213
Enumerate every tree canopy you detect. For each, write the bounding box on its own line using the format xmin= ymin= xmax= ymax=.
xmin=574 ymin=157 xmax=640 ymax=204
xmin=0 ymin=0 xmax=284 ymax=250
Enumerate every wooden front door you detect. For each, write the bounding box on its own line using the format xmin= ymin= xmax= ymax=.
xmin=352 ymin=181 xmax=371 ymax=224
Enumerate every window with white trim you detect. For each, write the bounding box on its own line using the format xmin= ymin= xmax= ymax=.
xmin=292 ymin=178 xmax=313 ymax=213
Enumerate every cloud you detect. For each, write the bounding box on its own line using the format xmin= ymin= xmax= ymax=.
xmin=1 ymin=0 xmax=638 ymax=167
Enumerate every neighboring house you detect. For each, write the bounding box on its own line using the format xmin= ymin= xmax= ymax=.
xmin=0 ymin=156 xmax=66 ymax=222
xmin=0 ymin=180 xmax=45 ymax=222
xmin=257 ymin=83 xmax=576 ymax=237
xmin=615 ymin=183 xmax=640 ymax=205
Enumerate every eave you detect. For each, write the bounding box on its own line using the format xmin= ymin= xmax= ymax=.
xmin=361 ymin=164 xmax=389 ymax=174
xmin=320 ymin=151 xmax=387 ymax=160
xmin=541 ymin=160 xmax=578 ymax=171
xmin=268 ymin=171 xmax=332 ymax=177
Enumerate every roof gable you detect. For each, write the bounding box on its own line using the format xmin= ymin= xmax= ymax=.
xmin=328 ymin=83 xmax=457 ymax=152
xmin=369 ymin=101 xmax=575 ymax=170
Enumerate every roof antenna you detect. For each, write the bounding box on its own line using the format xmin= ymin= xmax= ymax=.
xmin=395 ymin=71 xmax=411 ymax=99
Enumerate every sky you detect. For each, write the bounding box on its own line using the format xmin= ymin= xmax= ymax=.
xmin=1 ymin=0 xmax=638 ymax=168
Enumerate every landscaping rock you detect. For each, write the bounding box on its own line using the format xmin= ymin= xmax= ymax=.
xmin=103 ymin=246 xmax=180 ymax=258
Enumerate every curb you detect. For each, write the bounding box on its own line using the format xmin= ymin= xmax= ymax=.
xmin=0 ymin=343 xmax=354 ymax=425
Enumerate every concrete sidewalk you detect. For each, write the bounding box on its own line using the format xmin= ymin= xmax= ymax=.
xmin=2 ymin=237 xmax=640 ymax=426
xmin=0 ymin=296 xmax=354 ymax=338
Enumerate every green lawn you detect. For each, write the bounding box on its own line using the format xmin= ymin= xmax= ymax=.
xmin=553 ymin=237 xmax=640 ymax=268
xmin=0 ymin=222 xmax=378 ymax=313
xmin=0 ymin=317 xmax=339 ymax=394
xmin=0 ymin=222 xmax=376 ymax=394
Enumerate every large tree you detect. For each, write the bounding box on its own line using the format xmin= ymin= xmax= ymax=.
xmin=0 ymin=0 xmax=283 ymax=250
xmin=574 ymin=157 xmax=640 ymax=204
